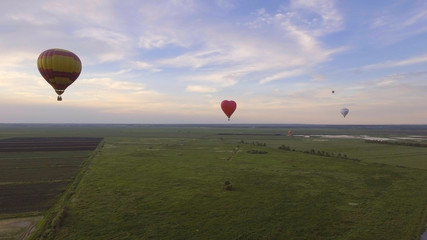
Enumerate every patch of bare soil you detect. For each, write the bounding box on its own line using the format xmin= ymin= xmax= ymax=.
xmin=0 ymin=216 xmax=42 ymax=240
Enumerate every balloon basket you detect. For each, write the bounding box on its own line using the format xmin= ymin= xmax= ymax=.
xmin=57 ymin=96 xmax=62 ymax=101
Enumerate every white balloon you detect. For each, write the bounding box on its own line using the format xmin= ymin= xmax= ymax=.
xmin=340 ymin=108 xmax=349 ymax=118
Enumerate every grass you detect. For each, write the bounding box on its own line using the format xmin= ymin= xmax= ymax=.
xmin=1 ymin=124 xmax=425 ymax=239
xmin=20 ymin=125 xmax=424 ymax=240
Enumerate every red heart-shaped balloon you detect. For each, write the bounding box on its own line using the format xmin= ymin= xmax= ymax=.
xmin=221 ymin=100 xmax=237 ymax=120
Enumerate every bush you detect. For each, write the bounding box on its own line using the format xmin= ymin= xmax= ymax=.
xmin=223 ymin=181 xmax=233 ymax=191
xmin=246 ymin=150 xmax=268 ymax=154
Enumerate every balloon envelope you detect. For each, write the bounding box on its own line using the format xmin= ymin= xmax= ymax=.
xmin=221 ymin=100 xmax=237 ymax=120
xmin=37 ymin=48 xmax=82 ymax=100
xmin=340 ymin=108 xmax=349 ymax=118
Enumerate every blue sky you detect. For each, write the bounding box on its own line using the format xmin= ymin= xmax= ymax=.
xmin=0 ymin=0 xmax=426 ymax=124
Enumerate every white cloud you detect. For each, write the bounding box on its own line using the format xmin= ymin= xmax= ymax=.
xmin=401 ymin=9 xmax=427 ymax=27
xmin=131 ymin=61 xmax=161 ymax=72
xmin=311 ymin=74 xmax=326 ymax=81
xmin=247 ymin=0 xmax=343 ymax=36
xmin=280 ymin=22 xmax=320 ymax=54
xmin=7 ymin=13 xmax=53 ymax=26
xmin=216 ymin=0 xmax=235 ymax=9
xmin=375 ymin=79 xmax=395 ymax=87
xmin=234 ymin=0 xmax=345 ymax=85
xmin=74 ymin=28 xmax=131 ymax=62
xmin=185 ymin=85 xmax=217 ymax=93
xmin=369 ymin=2 xmax=427 ymax=44
xmin=288 ymin=0 xmax=343 ymax=36
xmin=79 ymin=78 xmax=146 ymax=92
xmin=0 ymin=69 xmax=56 ymax=104
xmin=159 ymin=49 xmax=228 ymax=69
xmin=363 ymin=54 xmax=427 ymax=69
xmin=259 ymin=68 xmax=305 ymax=84
xmin=183 ymin=72 xmax=239 ymax=87
xmin=137 ymin=0 xmax=197 ymax=22
xmin=0 ymin=51 xmax=36 ymax=69
xmin=137 ymin=30 xmax=190 ymax=49
xmin=69 ymin=77 xmax=169 ymax=113
xmin=41 ymin=0 xmax=117 ymax=27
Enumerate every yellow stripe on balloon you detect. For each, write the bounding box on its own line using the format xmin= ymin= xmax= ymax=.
xmin=38 ymin=55 xmax=81 ymax=73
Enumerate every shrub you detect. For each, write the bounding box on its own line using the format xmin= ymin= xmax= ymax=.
xmin=223 ymin=181 xmax=233 ymax=191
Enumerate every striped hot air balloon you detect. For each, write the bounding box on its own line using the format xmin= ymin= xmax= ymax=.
xmin=340 ymin=107 xmax=349 ymax=118
xmin=37 ymin=48 xmax=82 ymax=101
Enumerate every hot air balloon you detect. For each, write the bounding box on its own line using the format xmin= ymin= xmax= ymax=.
xmin=287 ymin=130 xmax=293 ymax=136
xmin=340 ymin=107 xmax=349 ymax=118
xmin=332 ymin=90 xmax=335 ymax=93
xmin=221 ymin=100 xmax=237 ymax=121
xmin=37 ymin=48 xmax=82 ymax=101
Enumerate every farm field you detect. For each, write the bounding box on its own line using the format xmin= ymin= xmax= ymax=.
xmin=0 ymin=135 xmax=103 ymax=240
xmin=1 ymin=124 xmax=426 ymax=239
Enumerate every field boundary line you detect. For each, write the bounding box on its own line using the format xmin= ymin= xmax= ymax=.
xmin=27 ymin=139 xmax=105 ymax=240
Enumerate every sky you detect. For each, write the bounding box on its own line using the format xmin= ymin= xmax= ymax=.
xmin=0 ymin=0 xmax=426 ymax=124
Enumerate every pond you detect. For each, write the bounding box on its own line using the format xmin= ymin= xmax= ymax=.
xmin=421 ymin=226 xmax=427 ymax=240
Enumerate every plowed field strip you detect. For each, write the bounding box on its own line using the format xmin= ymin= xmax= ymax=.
xmin=0 ymin=137 xmax=103 ymax=216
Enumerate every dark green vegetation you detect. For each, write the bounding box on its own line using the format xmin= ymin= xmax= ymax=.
xmin=365 ymin=139 xmax=427 ymax=148
xmin=0 ymin=137 xmax=102 ymax=214
xmin=1 ymin=124 xmax=426 ymax=240
xmin=0 ymin=136 xmax=102 ymax=239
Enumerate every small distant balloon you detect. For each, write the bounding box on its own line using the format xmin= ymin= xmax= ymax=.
xmin=340 ymin=108 xmax=349 ymax=118
xmin=37 ymin=48 xmax=82 ymax=101
xmin=287 ymin=130 xmax=293 ymax=136
xmin=221 ymin=100 xmax=237 ymax=121
xmin=332 ymin=90 xmax=335 ymax=93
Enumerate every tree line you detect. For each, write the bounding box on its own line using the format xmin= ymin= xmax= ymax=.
xmin=365 ymin=140 xmax=427 ymax=148
xmin=278 ymin=144 xmax=359 ymax=161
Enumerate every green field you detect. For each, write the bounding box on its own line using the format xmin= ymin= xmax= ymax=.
xmin=1 ymin=124 xmax=426 ymax=240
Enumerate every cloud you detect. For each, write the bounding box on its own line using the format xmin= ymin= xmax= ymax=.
xmin=79 ymin=78 xmax=146 ymax=92
xmin=248 ymin=0 xmax=343 ymax=36
xmin=288 ymin=0 xmax=343 ymax=36
xmin=369 ymin=1 xmax=427 ymax=44
xmin=0 ymin=51 xmax=36 ymax=70
xmin=138 ymin=33 xmax=181 ymax=49
xmin=344 ymin=71 xmax=427 ymax=108
xmin=6 ymin=12 xmax=53 ymax=26
xmin=185 ymin=85 xmax=217 ymax=93
xmin=69 ymin=77 xmax=168 ymax=113
xmin=40 ymin=0 xmax=117 ymax=27
xmin=0 ymin=69 xmax=55 ymax=104
xmin=401 ymin=9 xmax=427 ymax=27
xmin=362 ymin=54 xmax=427 ymax=69
xmin=159 ymin=49 xmax=229 ymax=69
xmin=137 ymin=27 xmax=195 ymax=50
xmin=183 ymin=72 xmax=239 ymax=87
xmin=137 ymin=0 xmax=198 ymax=22
xmin=216 ymin=0 xmax=235 ymax=9
xmin=235 ymin=0 xmax=345 ymax=84
xmin=130 ymin=61 xmax=161 ymax=72
xmin=259 ymin=68 xmax=305 ymax=84
xmin=311 ymin=74 xmax=326 ymax=81
xmin=74 ymin=28 xmax=131 ymax=62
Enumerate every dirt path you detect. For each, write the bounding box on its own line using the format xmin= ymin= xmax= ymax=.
xmin=0 ymin=216 xmax=42 ymax=240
